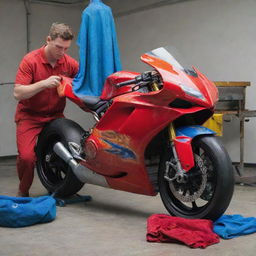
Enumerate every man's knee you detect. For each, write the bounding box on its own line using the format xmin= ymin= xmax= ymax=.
xmin=18 ymin=151 xmax=36 ymax=165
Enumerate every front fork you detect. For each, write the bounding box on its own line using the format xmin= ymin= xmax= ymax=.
xmin=151 ymin=81 xmax=194 ymax=183
xmin=165 ymin=123 xmax=194 ymax=183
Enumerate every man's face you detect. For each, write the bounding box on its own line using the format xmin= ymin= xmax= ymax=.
xmin=46 ymin=36 xmax=72 ymax=60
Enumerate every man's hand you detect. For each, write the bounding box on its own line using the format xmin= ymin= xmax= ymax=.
xmin=43 ymin=76 xmax=61 ymax=88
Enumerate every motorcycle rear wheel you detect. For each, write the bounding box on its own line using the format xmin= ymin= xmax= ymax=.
xmin=36 ymin=118 xmax=85 ymax=197
xmin=158 ymin=135 xmax=234 ymax=221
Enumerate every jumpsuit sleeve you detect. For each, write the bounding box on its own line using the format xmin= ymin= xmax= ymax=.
xmin=15 ymin=58 xmax=33 ymax=85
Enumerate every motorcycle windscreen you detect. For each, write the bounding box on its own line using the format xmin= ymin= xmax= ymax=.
xmin=146 ymin=46 xmax=198 ymax=78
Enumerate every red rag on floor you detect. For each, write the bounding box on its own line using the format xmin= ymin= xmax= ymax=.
xmin=147 ymin=214 xmax=219 ymax=248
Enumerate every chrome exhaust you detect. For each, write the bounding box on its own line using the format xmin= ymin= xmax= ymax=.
xmin=53 ymin=142 xmax=109 ymax=188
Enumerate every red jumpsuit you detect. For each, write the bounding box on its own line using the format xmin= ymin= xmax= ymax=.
xmin=15 ymin=46 xmax=78 ymax=195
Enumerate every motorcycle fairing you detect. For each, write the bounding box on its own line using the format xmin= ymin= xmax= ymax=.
xmin=101 ymin=71 xmax=140 ymax=100
xmin=100 ymin=132 xmax=137 ymax=160
xmin=58 ymin=76 xmax=90 ymax=111
xmin=80 ymin=103 xmax=208 ymax=195
xmin=102 ymin=139 xmax=136 ymax=159
xmin=173 ymin=125 xmax=215 ymax=172
xmin=140 ymin=51 xmax=218 ymax=109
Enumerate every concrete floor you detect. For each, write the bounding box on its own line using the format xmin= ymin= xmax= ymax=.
xmin=0 ymin=158 xmax=255 ymax=256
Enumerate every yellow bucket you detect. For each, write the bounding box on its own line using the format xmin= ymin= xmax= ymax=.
xmin=203 ymin=114 xmax=223 ymax=136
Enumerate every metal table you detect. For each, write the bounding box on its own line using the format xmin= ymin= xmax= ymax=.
xmin=214 ymin=81 xmax=256 ymax=185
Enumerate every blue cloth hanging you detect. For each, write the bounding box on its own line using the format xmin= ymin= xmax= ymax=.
xmin=214 ymin=214 xmax=256 ymax=239
xmin=0 ymin=195 xmax=56 ymax=228
xmin=72 ymin=0 xmax=122 ymax=97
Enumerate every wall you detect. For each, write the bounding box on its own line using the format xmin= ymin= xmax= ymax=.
xmin=115 ymin=0 xmax=256 ymax=163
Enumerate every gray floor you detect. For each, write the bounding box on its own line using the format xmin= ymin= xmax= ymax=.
xmin=0 ymin=158 xmax=255 ymax=256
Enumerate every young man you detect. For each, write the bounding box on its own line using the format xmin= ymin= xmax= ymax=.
xmin=14 ymin=23 xmax=79 ymax=197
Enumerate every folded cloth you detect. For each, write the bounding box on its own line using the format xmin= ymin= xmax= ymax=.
xmin=147 ymin=214 xmax=219 ymax=248
xmin=214 ymin=214 xmax=256 ymax=239
xmin=0 ymin=195 xmax=56 ymax=228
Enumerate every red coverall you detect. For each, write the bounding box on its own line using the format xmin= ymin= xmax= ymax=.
xmin=15 ymin=46 xmax=78 ymax=195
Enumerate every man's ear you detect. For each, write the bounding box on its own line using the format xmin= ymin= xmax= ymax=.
xmin=46 ymin=36 xmax=52 ymax=44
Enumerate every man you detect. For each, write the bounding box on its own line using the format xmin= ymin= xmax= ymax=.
xmin=14 ymin=23 xmax=79 ymax=197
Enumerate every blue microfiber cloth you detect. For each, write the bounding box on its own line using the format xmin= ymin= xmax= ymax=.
xmin=213 ymin=214 xmax=256 ymax=239
xmin=0 ymin=195 xmax=56 ymax=228
xmin=72 ymin=0 xmax=122 ymax=97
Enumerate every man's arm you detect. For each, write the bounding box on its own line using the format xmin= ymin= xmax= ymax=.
xmin=14 ymin=76 xmax=61 ymax=101
xmin=14 ymin=56 xmax=62 ymax=101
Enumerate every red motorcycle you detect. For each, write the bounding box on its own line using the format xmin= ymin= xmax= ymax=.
xmin=36 ymin=46 xmax=234 ymax=220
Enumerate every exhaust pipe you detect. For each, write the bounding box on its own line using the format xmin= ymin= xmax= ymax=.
xmin=53 ymin=142 xmax=109 ymax=188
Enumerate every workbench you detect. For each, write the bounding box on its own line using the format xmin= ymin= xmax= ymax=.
xmin=214 ymin=81 xmax=256 ymax=185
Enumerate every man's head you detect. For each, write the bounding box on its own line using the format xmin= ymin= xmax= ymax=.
xmin=45 ymin=23 xmax=74 ymax=61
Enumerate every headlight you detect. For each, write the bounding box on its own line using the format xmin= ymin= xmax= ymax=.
xmin=179 ymin=84 xmax=205 ymax=100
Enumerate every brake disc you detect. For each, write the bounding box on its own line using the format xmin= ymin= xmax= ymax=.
xmin=168 ymin=154 xmax=207 ymax=202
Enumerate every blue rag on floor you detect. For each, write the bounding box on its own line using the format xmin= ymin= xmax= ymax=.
xmin=72 ymin=0 xmax=122 ymax=97
xmin=213 ymin=214 xmax=256 ymax=239
xmin=0 ymin=195 xmax=56 ymax=228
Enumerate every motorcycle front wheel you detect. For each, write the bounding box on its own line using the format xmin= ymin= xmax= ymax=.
xmin=36 ymin=118 xmax=85 ymax=197
xmin=158 ymin=135 xmax=234 ymax=221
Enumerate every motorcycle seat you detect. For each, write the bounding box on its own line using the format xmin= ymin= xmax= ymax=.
xmin=79 ymin=95 xmax=109 ymax=113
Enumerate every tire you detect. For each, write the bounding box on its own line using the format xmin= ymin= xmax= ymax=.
xmin=158 ymin=135 xmax=235 ymax=221
xmin=36 ymin=118 xmax=85 ymax=197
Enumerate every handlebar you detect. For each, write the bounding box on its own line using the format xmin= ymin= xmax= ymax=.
xmin=116 ymin=71 xmax=154 ymax=88
xmin=116 ymin=78 xmax=138 ymax=88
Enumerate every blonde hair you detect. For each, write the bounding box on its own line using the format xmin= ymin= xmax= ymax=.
xmin=49 ymin=22 xmax=74 ymax=40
